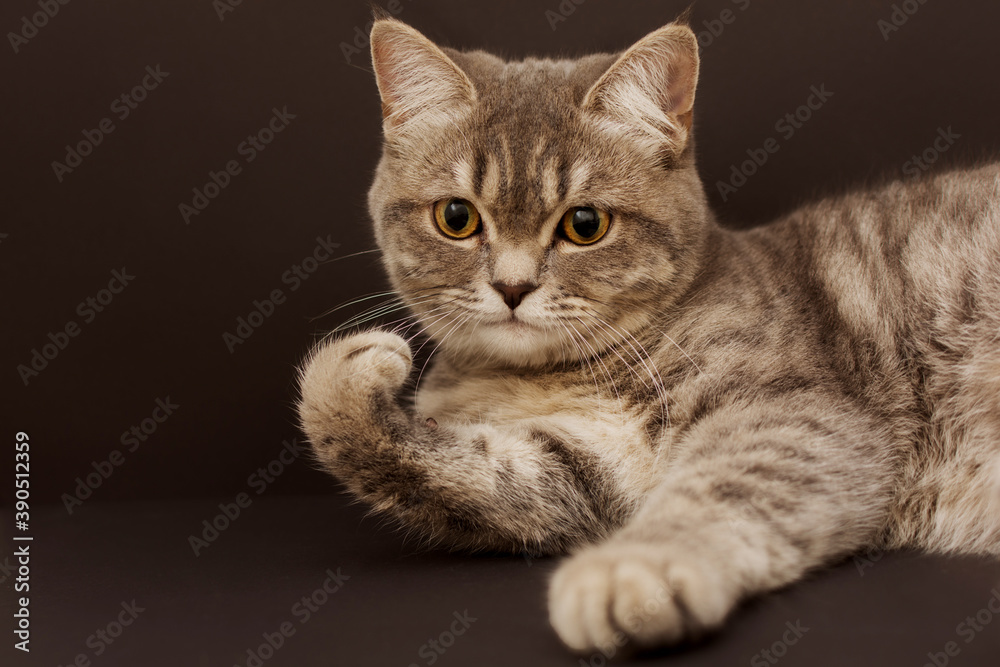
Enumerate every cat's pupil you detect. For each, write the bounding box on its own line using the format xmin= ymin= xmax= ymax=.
xmin=444 ymin=200 xmax=471 ymax=231
xmin=572 ymin=208 xmax=600 ymax=239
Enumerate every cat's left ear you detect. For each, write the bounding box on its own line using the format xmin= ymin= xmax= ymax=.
xmin=370 ymin=19 xmax=476 ymax=137
xmin=583 ymin=22 xmax=699 ymax=154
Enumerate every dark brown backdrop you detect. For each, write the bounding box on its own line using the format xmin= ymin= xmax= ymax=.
xmin=4 ymin=3 xmax=1000 ymax=667
xmin=3 ymin=0 xmax=999 ymax=506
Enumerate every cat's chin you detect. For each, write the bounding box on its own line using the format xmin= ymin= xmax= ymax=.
xmin=440 ymin=319 xmax=581 ymax=369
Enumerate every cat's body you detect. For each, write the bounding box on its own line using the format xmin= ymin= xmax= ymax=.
xmin=298 ymin=16 xmax=1000 ymax=654
xmin=412 ymin=161 xmax=1000 ymax=555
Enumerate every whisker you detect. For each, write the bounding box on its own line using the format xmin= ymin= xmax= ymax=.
xmin=313 ymin=285 xmax=449 ymax=323
xmin=590 ymin=316 xmax=664 ymax=393
xmin=567 ymin=317 xmax=627 ymax=421
xmin=385 ymin=304 xmax=457 ymax=341
xmin=414 ymin=310 xmax=475 ymax=393
xmin=311 ymin=290 xmax=402 ymax=321
xmin=659 ymin=329 xmax=704 ymax=374
xmin=330 ymin=295 xmax=442 ymax=335
xmin=556 ymin=320 xmax=608 ymax=412
xmin=404 ymin=307 xmax=462 ymax=353
xmin=318 ymin=247 xmax=383 ymax=265
xmin=588 ymin=315 xmax=672 ymax=449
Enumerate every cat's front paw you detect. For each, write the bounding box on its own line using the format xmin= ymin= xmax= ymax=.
xmin=297 ymin=331 xmax=412 ymax=453
xmin=302 ymin=330 xmax=412 ymax=394
xmin=548 ymin=542 xmax=737 ymax=655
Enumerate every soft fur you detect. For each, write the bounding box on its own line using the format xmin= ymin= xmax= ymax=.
xmin=297 ymin=16 xmax=1000 ymax=655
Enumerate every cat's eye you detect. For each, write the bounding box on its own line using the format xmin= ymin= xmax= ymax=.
xmin=560 ymin=207 xmax=611 ymax=245
xmin=433 ymin=199 xmax=481 ymax=239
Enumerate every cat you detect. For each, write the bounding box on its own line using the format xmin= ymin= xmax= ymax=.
xmin=297 ymin=14 xmax=1000 ymax=655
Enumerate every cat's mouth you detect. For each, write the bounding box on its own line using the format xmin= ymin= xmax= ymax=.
xmin=504 ymin=318 xmax=534 ymax=330
xmin=476 ymin=312 xmax=544 ymax=333
xmin=496 ymin=313 xmax=539 ymax=329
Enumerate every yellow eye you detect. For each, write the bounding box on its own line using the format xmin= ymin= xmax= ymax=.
xmin=560 ymin=207 xmax=611 ymax=245
xmin=433 ymin=199 xmax=481 ymax=239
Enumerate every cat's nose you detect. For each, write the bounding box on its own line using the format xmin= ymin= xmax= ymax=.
xmin=491 ymin=281 xmax=537 ymax=310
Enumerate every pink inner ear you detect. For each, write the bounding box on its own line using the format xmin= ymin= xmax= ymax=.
xmin=371 ymin=29 xmax=426 ymax=120
xmin=628 ymin=37 xmax=698 ymax=117
xmin=371 ymin=40 xmax=400 ymax=118
xmin=658 ymin=49 xmax=697 ymax=116
xmin=370 ymin=21 xmax=475 ymax=132
xmin=588 ymin=26 xmax=699 ymax=122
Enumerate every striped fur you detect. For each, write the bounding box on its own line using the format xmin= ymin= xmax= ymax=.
xmin=298 ymin=17 xmax=1000 ymax=654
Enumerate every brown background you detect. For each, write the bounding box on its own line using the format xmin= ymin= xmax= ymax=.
xmin=3 ymin=2 xmax=1000 ymax=666
xmin=4 ymin=0 xmax=1000 ymax=504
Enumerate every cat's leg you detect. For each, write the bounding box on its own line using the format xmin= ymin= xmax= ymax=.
xmin=548 ymin=399 xmax=898 ymax=652
xmin=297 ymin=330 xmax=620 ymax=553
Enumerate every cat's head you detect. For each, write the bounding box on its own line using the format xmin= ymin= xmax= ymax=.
xmin=366 ymin=17 xmax=711 ymax=368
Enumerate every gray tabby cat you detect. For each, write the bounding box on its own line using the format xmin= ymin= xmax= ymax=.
xmin=297 ymin=15 xmax=1000 ymax=654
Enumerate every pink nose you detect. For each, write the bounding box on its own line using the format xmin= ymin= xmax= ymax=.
xmin=491 ymin=282 xmax=537 ymax=310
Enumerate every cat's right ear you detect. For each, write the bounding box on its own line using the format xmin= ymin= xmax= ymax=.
xmin=370 ymin=19 xmax=476 ymax=137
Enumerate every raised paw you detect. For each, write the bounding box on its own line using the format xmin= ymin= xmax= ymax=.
xmin=548 ymin=542 xmax=737 ymax=655
xmin=301 ymin=330 xmax=412 ymax=393
xmin=297 ymin=331 xmax=413 ymax=450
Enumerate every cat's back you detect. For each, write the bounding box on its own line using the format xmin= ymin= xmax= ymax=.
xmin=726 ymin=163 xmax=1000 ymax=552
xmin=748 ymin=162 xmax=1000 ymax=338
xmin=696 ymin=163 xmax=1000 ymax=438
